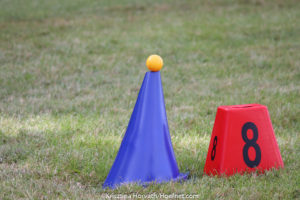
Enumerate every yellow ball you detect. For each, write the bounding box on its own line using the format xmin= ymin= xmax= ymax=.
xmin=146 ymin=55 xmax=163 ymax=72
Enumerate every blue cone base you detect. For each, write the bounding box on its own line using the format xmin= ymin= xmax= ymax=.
xmin=103 ymin=72 xmax=187 ymax=189
xmin=103 ymin=173 xmax=189 ymax=189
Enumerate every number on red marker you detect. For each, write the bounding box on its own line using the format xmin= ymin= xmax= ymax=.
xmin=211 ymin=136 xmax=217 ymax=161
xmin=242 ymin=122 xmax=261 ymax=168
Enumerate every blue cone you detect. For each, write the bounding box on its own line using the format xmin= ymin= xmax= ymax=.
xmin=103 ymin=71 xmax=188 ymax=189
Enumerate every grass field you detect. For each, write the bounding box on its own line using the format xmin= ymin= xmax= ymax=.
xmin=0 ymin=0 xmax=299 ymax=199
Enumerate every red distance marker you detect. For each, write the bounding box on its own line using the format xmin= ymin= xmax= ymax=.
xmin=204 ymin=104 xmax=284 ymax=176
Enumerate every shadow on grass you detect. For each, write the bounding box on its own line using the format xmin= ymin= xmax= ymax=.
xmin=0 ymin=130 xmax=45 ymax=164
xmin=0 ymin=125 xmax=122 ymax=186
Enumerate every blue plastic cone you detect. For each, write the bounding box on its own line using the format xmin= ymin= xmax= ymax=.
xmin=103 ymin=71 xmax=188 ymax=189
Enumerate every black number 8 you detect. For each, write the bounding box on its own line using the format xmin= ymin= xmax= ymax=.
xmin=211 ymin=136 xmax=217 ymax=161
xmin=242 ymin=122 xmax=261 ymax=168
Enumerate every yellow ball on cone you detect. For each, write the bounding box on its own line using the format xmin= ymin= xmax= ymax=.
xmin=146 ymin=55 xmax=163 ymax=72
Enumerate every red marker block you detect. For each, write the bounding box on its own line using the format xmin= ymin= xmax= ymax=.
xmin=204 ymin=104 xmax=284 ymax=176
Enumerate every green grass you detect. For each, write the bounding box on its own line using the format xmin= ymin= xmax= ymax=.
xmin=0 ymin=0 xmax=299 ymax=199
